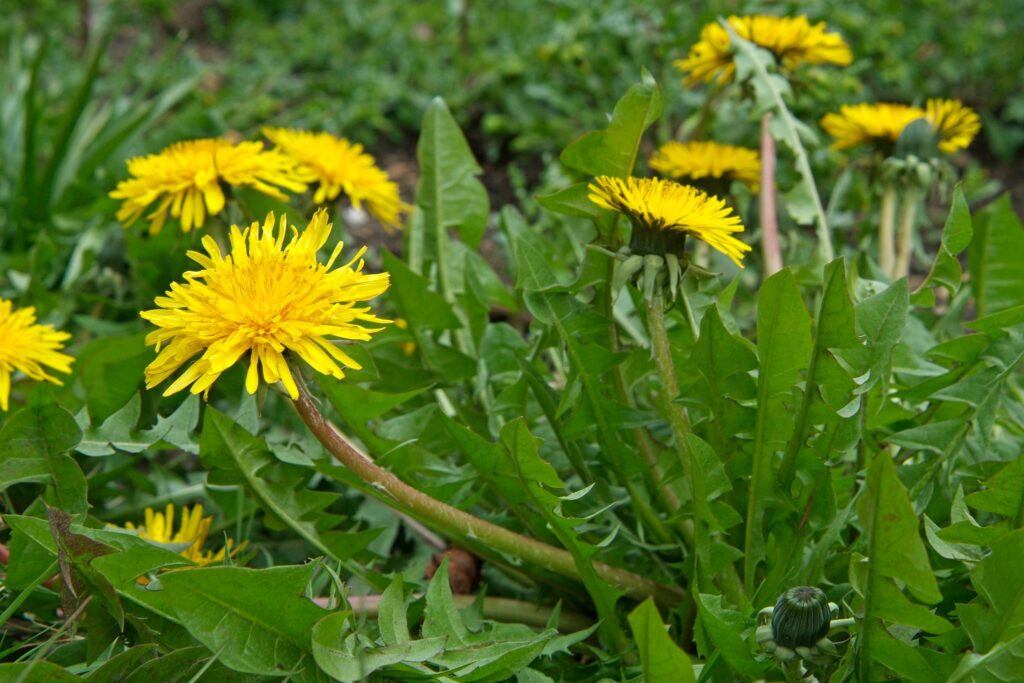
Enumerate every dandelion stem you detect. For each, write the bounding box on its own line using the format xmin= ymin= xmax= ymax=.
xmin=292 ymin=382 xmax=685 ymax=608
xmin=894 ymin=185 xmax=922 ymax=279
xmin=646 ymin=291 xmax=693 ymax=484
xmin=760 ymin=112 xmax=783 ymax=278
xmin=646 ymin=288 xmax=748 ymax=608
xmin=878 ymin=181 xmax=898 ymax=278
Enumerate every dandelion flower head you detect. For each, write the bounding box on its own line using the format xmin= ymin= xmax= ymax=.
xmin=821 ymin=99 xmax=980 ymax=153
xmin=588 ymin=176 xmax=751 ymax=268
xmin=676 ymin=15 xmax=852 ymax=87
xmin=649 ymin=141 xmax=761 ymax=192
xmin=0 ymin=299 xmax=74 ymax=411
xmin=110 ymin=138 xmax=308 ymax=235
xmin=263 ymin=128 xmax=410 ymax=231
xmin=119 ymin=504 xmax=243 ymax=567
xmin=141 ymin=209 xmax=390 ymax=399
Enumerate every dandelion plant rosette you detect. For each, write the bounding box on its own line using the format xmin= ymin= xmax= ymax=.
xmin=263 ymin=128 xmax=411 ymax=230
xmin=110 ymin=138 xmax=308 ymax=234
xmin=0 ymin=299 xmax=74 ymax=411
xmin=140 ymin=209 xmax=390 ymax=399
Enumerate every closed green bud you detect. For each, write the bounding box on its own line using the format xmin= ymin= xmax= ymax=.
xmin=771 ymin=586 xmax=832 ymax=648
xmin=895 ymin=118 xmax=940 ymax=161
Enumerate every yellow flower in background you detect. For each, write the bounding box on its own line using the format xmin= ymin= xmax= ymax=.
xmin=676 ymin=15 xmax=852 ymax=87
xmin=141 ymin=209 xmax=390 ymax=399
xmin=821 ymin=99 xmax=980 ymax=153
xmin=820 ymin=103 xmax=925 ymax=150
xmin=0 ymin=299 xmax=74 ymax=411
xmin=649 ymin=141 xmax=761 ymax=192
xmin=925 ymin=99 xmax=981 ymax=153
xmin=393 ymin=318 xmax=417 ymax=357
xmin=119 ymin=504 xmax=244 ymax=568
xmin=588 ymin=176 xmax=751 ymax=268
xmin=110 ymin=138 xmax=308 ymax=235
xmin=263 ymin=128 xmax=410 ymax=230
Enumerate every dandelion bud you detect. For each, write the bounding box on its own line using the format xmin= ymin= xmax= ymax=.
xmin=771 ymin=586 xmax=832 ymax=648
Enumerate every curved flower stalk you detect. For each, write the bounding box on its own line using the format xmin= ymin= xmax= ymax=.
xmin=141 ymin=209 xmax=390 ymax=399
xmin=822 ymin=99 xmax=980 ymax=278
xmin=110 ymin=138 xmax=308 ymax=234
xmin=676 ymin=15 xmax=852 ymax=87
xmin=263 ymin=128 xmax=411 ymax=230
xmin=0 ymin=299 xmax=74 ymax=411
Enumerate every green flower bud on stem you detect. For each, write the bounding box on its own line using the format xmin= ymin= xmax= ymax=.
xmin=771 ymin=586 xmax=832 ymax=648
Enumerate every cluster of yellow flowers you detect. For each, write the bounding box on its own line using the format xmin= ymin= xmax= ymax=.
xmin=586 ymin=14 xmax=981 ymax=272
xmin=110 ymin=129 xmax=409 ymax=235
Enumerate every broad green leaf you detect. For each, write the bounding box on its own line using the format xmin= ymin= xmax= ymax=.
xmin=560 ymin=69 xmax=661 ymax=179
xmin=969 ymin=194 xmax=1024 ymax=317
xmin=693 ymin=592 xmax=765 ymax=678
xmin=854 ymin=279 xmax=910 ymax=397
xmin=422 ymin=559 xmax=470 ymax=646
xmin=200 ymin=408 xmax=380 ymax=581
xmin=912 ymin=186 xmax=972 ymax=306
xmin=745 ymin=268 xmax=811 ymax=591
xmin=960 ymin=529 xmax=1024 ymax=651
xmin=159 ymin=565 xmax=327 ymax=676
xmin=378 ymin=575 xmax=411 ymax=646
xmin=693 ymin=305 xmax=757 ymax=458
xmin=0 ymin=662 xmax=80 ymax=682
xmin=856 ymin=454 xmax=943 ymax=679
xmin=411 ymin=97 xmax=489 ymax=288
xmin=382 ymin=249 xmax=460 ymax=331
xmin=534 ymin=182 xmax=602 ymax=219
xmin=627 ymin=599 xmax=695 ymax=683
xmin=311 ymin=610 xmax=445 ymax=683
xmin=965 ymin=455 xmax=1024 ymax=519
xmin=779 ymin=258 xmax=860 ymax=488
xmin=500 ymin=419 xmax=625 ymax=649
xmin=946 ymin=632 xmax=1024 ymax=683
xmin=75 ymin=332 xmax=150 ymax=423
xmin=0 ymin=402 xmax=85 ymax=514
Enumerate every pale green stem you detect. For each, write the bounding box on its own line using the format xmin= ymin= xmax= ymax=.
xmin=878 ymin=182 xmax=898 ymax=279
xmin=894 ymin=185 xmax=922 ymax=279
xmin=647 ymin=291 xmax=693 ymax=481
xmin=646 ymin=288 xmax=747 ymax=608
xmin=292 ymin=382 xmax=684 ymax=608
xmin=760 ymin=112 xmax=783 ymax=278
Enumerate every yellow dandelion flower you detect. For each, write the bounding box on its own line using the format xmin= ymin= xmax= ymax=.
xmin=141 ymin=209 xmax=390 ymax=399
xmin=649 ymin=141 xmax=761 ymax=192
xmin=119 ymin=503 xmax=244 ymax=567
xmin=0 ymin=299 xmax=74 ymax=411
xmin=588 ymin=176 xmax=751 ymax=268
xmin=110 ymin=138 xmax=308 ymax=235
xmin=821 ymin=99 xmax=980 ymax=154
xmin=263 ymin=128 xmax=410 ymax=230
xmin=925 ymin=99 xmax=981 ymax=153
xmin=820 ymin=103 xmax=926 ymax=151
xmin=676 ymin=15 xmax=852 ymax=87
